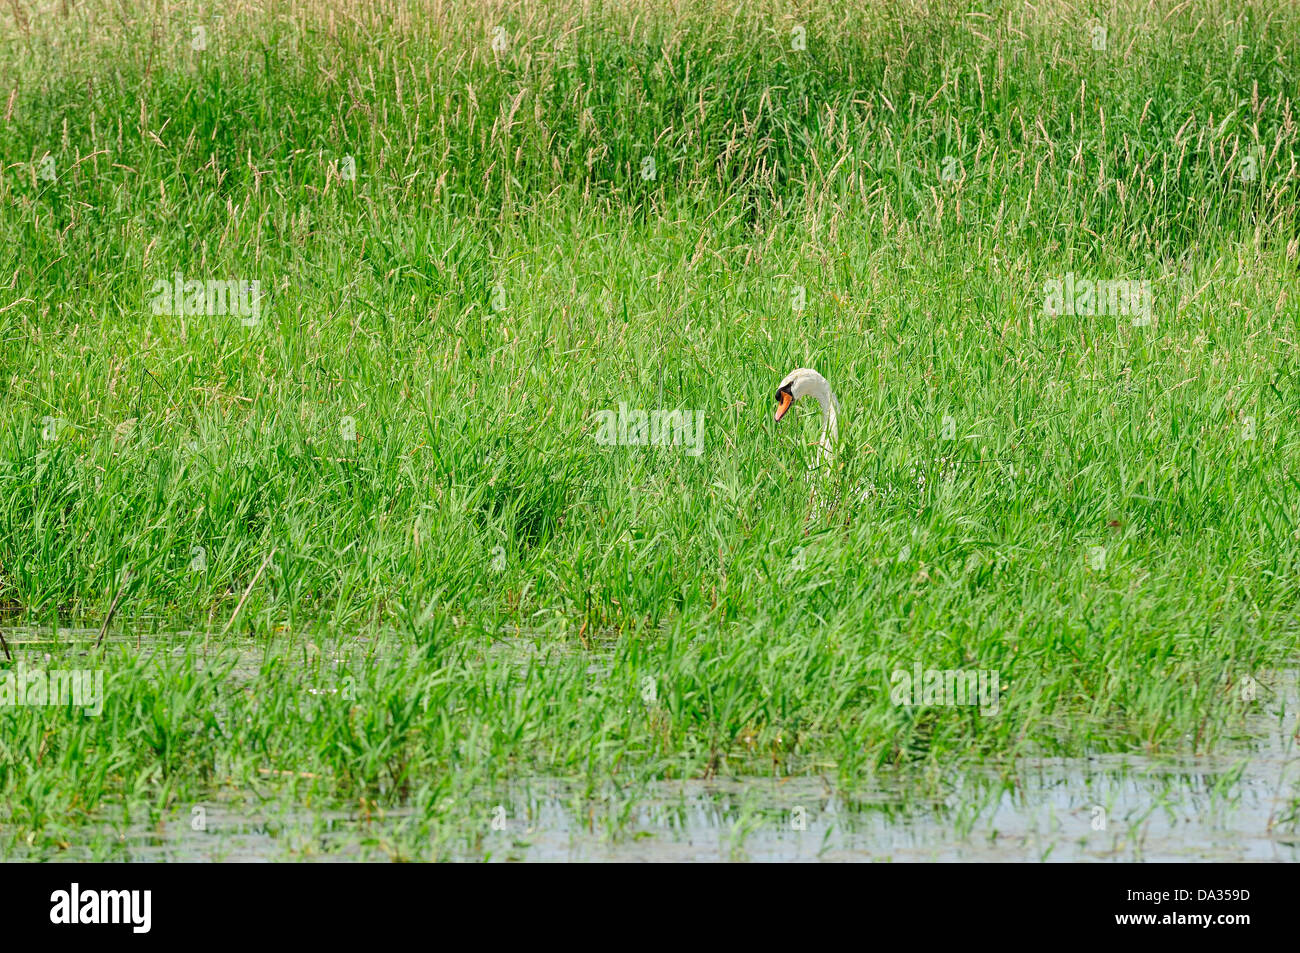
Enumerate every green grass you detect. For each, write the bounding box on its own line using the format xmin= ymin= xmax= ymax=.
xmin=1 ymin=0 xmax=1299 ymax=858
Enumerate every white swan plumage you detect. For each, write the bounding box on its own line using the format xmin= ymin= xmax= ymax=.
xmin=774 ymin=367 xmax=839 ymax=468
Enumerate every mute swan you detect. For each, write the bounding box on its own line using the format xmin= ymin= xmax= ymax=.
xmin=774 ymin=367 xmax=839 ymax=467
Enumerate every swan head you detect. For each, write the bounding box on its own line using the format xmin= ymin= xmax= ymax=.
xmin=774 ymin=367 xmax=836 ymax=422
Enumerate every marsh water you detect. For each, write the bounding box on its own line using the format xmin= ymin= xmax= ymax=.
xmin=105 ymin=756 xmax=1300 ymax=862
xmin=5 ymin=627 xmax=1298 ymax=862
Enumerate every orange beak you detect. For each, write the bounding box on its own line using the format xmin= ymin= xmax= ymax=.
xmin=774 ymin=390 xmax=793 ymax=422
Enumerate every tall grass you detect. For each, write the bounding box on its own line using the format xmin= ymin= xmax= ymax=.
xmin=1 ymin=0 xmax=1298 ymax=856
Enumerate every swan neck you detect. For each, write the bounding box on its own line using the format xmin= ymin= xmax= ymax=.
xmin=814 ymin=385 xmax=838 ymax=468
xmin=817 ymin=388 xmax=839 ymax=441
